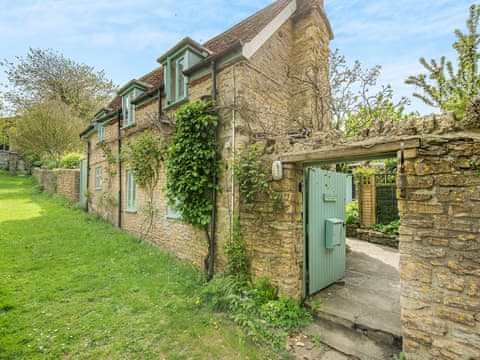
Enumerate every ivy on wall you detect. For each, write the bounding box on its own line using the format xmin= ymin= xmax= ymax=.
xmin=166 ymin=100 xmax=219 ymax=227
xmin=122 ymin=130 xmax=167 ymax=238
xmin=234 ymin=145 xmax=281 ymax=211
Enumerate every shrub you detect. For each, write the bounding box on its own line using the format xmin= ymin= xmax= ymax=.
xmin=41 ymin=158 xmax=58 ymax=170
xmin=201 ymin=275 xmax=311 ymax=352
xmin=372 ymin=219 xmax=400 ymax=235
xmin=60 ymin=152 xmax=84 ymax=169
xmin=346 ymin=202 xmax=359 ymax=225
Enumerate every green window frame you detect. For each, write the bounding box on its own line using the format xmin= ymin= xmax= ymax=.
xmin=95 ymin=167 xmax=103 ymax=190
xmin=97 ymin=123 xmax=105 ymax=142
xmin=176 ymin=57 xmax=186 ymax=101
xmin=165 ymin=55 xmax=188 ymax=106
xmin=126 ymin=170 xmax=136 ymax=212
xmin=122 ymin=91 xmax=135 ymax=128
xmin=166 ymin=199 xmax=182 ymax=219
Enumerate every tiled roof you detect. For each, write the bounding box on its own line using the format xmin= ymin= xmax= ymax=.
xmin=203 ymin=0 xmax=291 ymax=53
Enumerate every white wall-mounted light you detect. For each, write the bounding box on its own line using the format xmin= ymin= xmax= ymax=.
xmin=272 ymin=160 xmax=283 ymax=181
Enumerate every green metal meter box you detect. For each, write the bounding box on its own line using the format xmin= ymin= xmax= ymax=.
xmin=325 ymin=218 xmax=344 ymax=248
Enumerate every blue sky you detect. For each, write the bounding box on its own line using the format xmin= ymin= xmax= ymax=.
xmin=0 ymin=0 xmax=475 ymax=115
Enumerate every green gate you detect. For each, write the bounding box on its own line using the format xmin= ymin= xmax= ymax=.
xmin=79 ymin=159 xmax=87 ymax=207
xmin=305 ymin=168 xmax=347 ymax=295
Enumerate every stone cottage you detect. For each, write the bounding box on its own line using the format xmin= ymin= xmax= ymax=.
xmin=81 ymin=0 xmax=333 ymax=298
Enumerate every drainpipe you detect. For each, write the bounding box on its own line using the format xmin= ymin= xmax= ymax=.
xmin=86 ymin=140 xmax=91 ymax=213
xmin=208 ymin=59 xmax=218 ymax=280
xmin=117 ymin=110 xmax=123 ymax=228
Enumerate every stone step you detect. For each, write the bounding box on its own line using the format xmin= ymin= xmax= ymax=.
xmin=304 ymin=308 xmax=402 ymax=360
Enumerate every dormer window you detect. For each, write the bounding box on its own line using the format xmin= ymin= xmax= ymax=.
xmin=157 ymin=37 xmax=208 ymax=108
xmin=97 ymin=123 xmax=105 ymax=142
xmin=165 ymin=56 xmax=187 ymax=105
xmin=117 ymin=81 xmax=151 ymax=129
xmin=122 ymin=90 xmax=136 ymax=127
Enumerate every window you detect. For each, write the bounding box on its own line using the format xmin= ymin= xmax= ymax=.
xmin=166 ymin=56 xmax=187 ymax=105
xmin=122 ymin=91 xmax=135 ymax=127
xmin=126 ymin=170 xmax=136 ymax=211
xmin=95 ymin=167 xmax=103 ymax=189
xmin=166 ymin=198 xmax=182 ymax=219
xmin=97 ymin=123 xmax=105 ymax=142
xmin=176 ymin=57 xmax=185 ymax=100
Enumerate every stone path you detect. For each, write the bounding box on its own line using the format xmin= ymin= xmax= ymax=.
xmin=291 ymin=238 xmax=401 ymax=359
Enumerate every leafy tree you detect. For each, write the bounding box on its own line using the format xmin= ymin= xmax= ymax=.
xmin=0 ymin=115 xmax=10 ymax=149
xmin=12 ymin=99 xmax=84 ymax=164
xmin=1 ymin=48 xmax=116 ymax=120
xmin=406 ymin=4 xmax=480 ymax=119
xmin=330 ymin=49 xmax=412 ymax=135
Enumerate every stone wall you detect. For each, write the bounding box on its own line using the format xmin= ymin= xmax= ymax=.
xmin=32 ymin=167 xmax=56 ymax=193
xmin=0 ymin=150 xmax=8 ymax=170
xmin=239 ymin=163 xmax=304 ymax=299
xmin=32 ymin=167 xmax=80 ymax=204
xmin=56 ymin=169 xmax=80 ymax=204
xmin=399 ymin=134 xmax=480 ymax=359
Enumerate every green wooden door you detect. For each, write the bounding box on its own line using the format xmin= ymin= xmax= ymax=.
xmin=79 ymin=159 xmax=87 ymax=206
xmin=306 ymin=168 xmax=347 ymax=295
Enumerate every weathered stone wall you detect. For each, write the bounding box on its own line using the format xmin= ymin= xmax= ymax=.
xmin=0 ymin=150 xmax=8 ymax=170
xmin=56 ymin=169 xmax=80 ymax=204
xmin=32 ymin=167 xmax=56 ymax=193
xmin=32 ymin=167 xmax=80 ymax=204
xmin=239 ymin=163 xmax=304 ymax=299
xmin=399 ymin=134 xmax=480 ymax=359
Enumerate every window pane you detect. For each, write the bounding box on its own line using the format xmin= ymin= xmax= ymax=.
xmin=177 ymin=58 xmax=185 ymax=99
xmin=170 ymin=60 xmax=177 ymax=102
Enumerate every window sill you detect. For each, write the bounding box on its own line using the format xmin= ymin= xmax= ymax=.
xmin=122 ymin=123 xmax=136 ymax=131
xmin=164 ymin=97 xmax=188 ymax=111
xmin=95 ymin=187 xmax=102 ymax=191
xmin=124 ymin=208 xmax=138 ymax=214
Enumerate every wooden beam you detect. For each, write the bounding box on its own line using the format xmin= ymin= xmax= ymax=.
xmin=280 ymin=137 xmax=421 ymax=163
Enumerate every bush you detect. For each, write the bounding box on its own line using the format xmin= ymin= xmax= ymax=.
xmin=346 ymin=202 xmax=359 ymax=225
xmin=41 ymin=158 xmax=58 ymax=170
xmin=201 ymin=275 xmax=312 ymax=352
xmin=372 ymin=220 xmax=400 ymax=235
xmin=60 ymin=153 xmax=84 ymax=169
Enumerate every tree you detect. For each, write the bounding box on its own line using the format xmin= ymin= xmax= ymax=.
xmin=0 ymin=117 xmax=10 ymax=149
xmin=1 ymin=48 xmax=116 ymax=120
xmin=406 ymin=4 xmax=480 ymax=119
xmin=329 ymin=49 xmax=412 ymax=135
xmin=12 ymin=100 xmax=84 ymax=163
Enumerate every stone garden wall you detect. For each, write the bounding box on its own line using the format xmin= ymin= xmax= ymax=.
xmin=0 ymin=150 xmax=8 ymax=170
xmin=32 ymin=167 xmax=80 ymax=204
xmin=398 ymin=134 xmax=480 ymax=359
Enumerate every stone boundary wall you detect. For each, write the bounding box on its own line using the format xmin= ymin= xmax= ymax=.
xmin=399 ymin=134 xmax=480 ymax=359
xmin=356 ymin=228 xmax=398 ymax=248
xmin=56 ymin=169 xmax=80 ymax=204
xmin=0 ymin=150 xmax=8 ymax=170
xmin=32 ymin=167 xmax=80 ymax=204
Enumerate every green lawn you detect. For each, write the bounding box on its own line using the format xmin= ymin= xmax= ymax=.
xmin=0 ymin=171 xmax=273 ymax=359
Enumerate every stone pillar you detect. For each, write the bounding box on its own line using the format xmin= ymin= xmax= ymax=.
xmin=398 ymin=135 xmax=480 ymax=359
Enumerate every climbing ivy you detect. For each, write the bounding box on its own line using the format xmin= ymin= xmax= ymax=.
xmin=122 ymin=130 xmax=167 ymax=189
xmin=166 ymin=100 xmax=219 ymax=226
xmin=234 ymin=145 xmax=281 ymax=211
xmin=122 ymin=130 xmax=167 ymax=238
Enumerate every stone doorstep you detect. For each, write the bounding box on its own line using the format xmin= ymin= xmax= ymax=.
xmin=304 ymin=307 xmax=402 ymax=360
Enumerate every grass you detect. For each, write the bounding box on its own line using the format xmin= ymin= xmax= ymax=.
xmin=0 ymin=171 xmax=274 ymax=359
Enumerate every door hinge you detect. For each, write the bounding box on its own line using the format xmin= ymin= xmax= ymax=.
xmin=298 ymin=181 xmax=303 ymax=193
